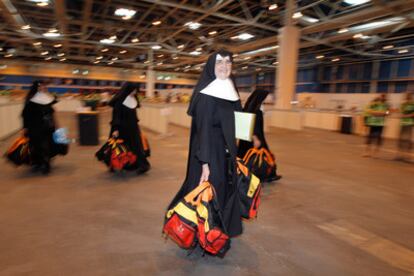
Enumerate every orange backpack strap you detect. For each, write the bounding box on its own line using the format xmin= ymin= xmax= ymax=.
xmin=7 ymin=137 xmax=29 ymax=154
xmin=184 ymin=181 xmax=211 ymax=206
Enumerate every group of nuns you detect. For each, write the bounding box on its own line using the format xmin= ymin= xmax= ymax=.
xmin=20 ymin=49 xmax=279 ymax=254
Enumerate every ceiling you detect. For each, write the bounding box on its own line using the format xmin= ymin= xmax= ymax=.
xmin=0 ymin=0 xmax=413 ymax=75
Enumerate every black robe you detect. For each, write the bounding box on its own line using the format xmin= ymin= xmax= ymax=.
xmin=168 ymin=93 xmax=243 ymax=237
xmin=238 ymin=109 xmax=269 ymax=158
xmin=110 ymin=101 xmax=150 ymax=171
xmin=22 ymin=100 xmax=57 ymax=167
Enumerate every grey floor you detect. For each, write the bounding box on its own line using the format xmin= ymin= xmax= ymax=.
xmin=0 ymin=110 xmax=413 ymax=276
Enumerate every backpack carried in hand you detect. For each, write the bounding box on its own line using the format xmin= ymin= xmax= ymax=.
xmin=242 ymin=147 xmax=276 ymax=181
xmin=5 ymin=136 xmax=31 ymax=166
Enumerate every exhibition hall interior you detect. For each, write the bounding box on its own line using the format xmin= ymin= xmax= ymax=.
xmin=0 ymin=0 xmax=413 ymax=275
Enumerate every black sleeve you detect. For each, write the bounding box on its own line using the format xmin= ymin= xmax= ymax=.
xmin=254 ymin=111 xmax=265 ymax=143
xmin=194 ymin=95 xmax=214 ymax=164
xmin=22 ymin=103 xmax=31 ymax=129
xmin=110 ymin=103 xmax=122 ymax=131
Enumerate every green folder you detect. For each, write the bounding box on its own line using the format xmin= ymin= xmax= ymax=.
xmin=234 ymin=111 xmax=256 ymax=141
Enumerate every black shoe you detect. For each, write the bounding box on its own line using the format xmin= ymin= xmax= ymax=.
xmin=136 ymin=164 xmax=150 ymax=175
xmin=41 ymin=164 xmax=51 ymax=175
xmin=31 ymin=164 xmax=41 ymax=173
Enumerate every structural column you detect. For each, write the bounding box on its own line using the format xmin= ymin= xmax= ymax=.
xmin=146 ymin=50 xmax=155 ymax=98
xmin=274 ymin=0 xmax=300 ymax=109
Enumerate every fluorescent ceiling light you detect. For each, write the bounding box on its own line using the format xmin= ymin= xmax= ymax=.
xmin=232 ymin=33 xmax=254 ymax=41
xmin=152 ymin=20 xmax=162 ymax=26
xmin=353 ymin=33 xmax=363 ymax=38
xmin=184 ymin=65 xmax=191 ymax=69
xmin=242 ymin=66 xmax=248 ymax=70
xmin=101 ymin=48 xmax=109 ymax=52
xmin=21 ymin=25 xmax=31 ymax=30
xmin=269 ymin=4 xmax=278 ymax=10
xmin=151 ymin=45 xmax=162 ymax=50
xmin=190 ymin=51 xmax=201 ymax=56
xmin=109 ymin=35 xmax=117 ymax=40
xmin=57 ymin=53 xmax=65 ymax=57
xmin=5 ymin=53 xmax=13 ymax=58
xmin=33 ymin=42 xmax=42 ymax=46
xmin=332 ymin=58 xmax=340 ymax=62
xmin=0 ymin=64 xmax=8 ymax=69
xmin=157 ymin=54 xmax=164 ymax=57
xmin=107 ymin=61 xmax=114 ymax=65
xmin=382 ymin=45 xmax=394 ymax=50
xmin=338 ymin=28 xmax=349 ymax=33
xmin=131 ymin=38 xmax=139 ymax=43
xmin=144 ymin=61 xmax=150 ymax=64
xmin=44 ymin=56 xmax=52 ymax=60
xmin=96 ymin=56 xmax=103 ymax=60
xmin=208 ymin=31 xmax=217 ymax=35
xmin=242 ymin=45 xmax=279 ymax=56
xmin=93 ymin=60 xmax=100 ymax=64
xmin=196 ymin=47 xmax=202 ymax=51
xmin=72 ymin=69 xmax=79 ymax=74
xmin=114 ymin=8 xmax=136 ymax=19
xmin=43 ymin=32 xmax=61 ymax=37
xmin=140 ymin=74 xmax=146 ymax=78
xmin=54 ymin=44 xmax=62 ymax=48
xmin=41 ymin=51 xmax=49 ymax=55
xmin=316 ymin=55 xmax=325 ymax=59
xmin=157 ymin=76 xmax=164 ymax=80
xmin=165 ymin=76 xmax=171 ymax=80
xmin=119 ymin=50 xmax=127 ymax=54
xmin=302 ymin=16 xmax=319 ymax=23
xmin=177 ymin=44 xmax=185 ymax=49
xmin=82 ymin=70 xmax=89 ymax=75
xmin=343 ymin=0 xmax=370 ymax=5
xmin=398 ymin=49 xmax=409 ymax=54
xmin=351 ymin=17 xmax=404 ymax=32
xmin=184 ymin=21 xmax=202 ymax=30
xmin=173 ymin=56 xmax=178 ymax=60
xmin=157 ymin=62 xmax=163 ymax=66
xmin=59 ymin=58 xmax=66 ymax=61
xmin=100 ymin=38 xmax=115 ymax=44
xmin=292 ymin=12 xmax=303 ymax=19
xmin=111 ymin=57 xmax=119 ymax=61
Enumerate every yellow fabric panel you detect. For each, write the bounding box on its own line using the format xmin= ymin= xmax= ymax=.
xmin=166 ymin=202 xmax=198 ymax=225
xmin=247 ymin=174 xmax=260 ymax=198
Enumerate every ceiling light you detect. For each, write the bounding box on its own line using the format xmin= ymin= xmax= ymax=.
xmin=72 ymin=69 xmax=79 ymax=74
xmin=48 ymin=28 xmax=58 ymax=33
xmin=302 ymin=16 xmax=319 ymax=23
xmin=41 ymin=51 xmax=49 ymax=55
xmin=316 ymin=55 xmax=325 ymax=59
xmin=151 ymin=45 xmax=162 ymax=50
xmin=269 ymin=4 xmax=278 ymax=10
xmin=338 ymin=28 xmax=349 ymax=34
xmin=0 ymin=48 xmax=3 ymax=51
xmin=157 ymin=62 xmax=163 ymax=66
xmin=100 ymin=38 xmax=115 ymax=44
xmin=101 ymin=48 xmax=109 ymax=52
xmin=398 ymin=49 xmax=409 ymax=54
xmin=157 ymin=76 xmax=164 ymax=80
xmin=140 ymin=75 xmax=146 ymax=79
xmin=184 ymin=21 xmax=202 ymax=30
xmin=131 ymin=38 xmax=139 ymax=43
xmin=44 ymin=56 xmax=52 ymax=60
xmin=351 ymin=17 xmax=404 ymax=32
xmin=208 ymin=31 xmax=217 ymax=35
xmin=174 ymin=68 xmax=180 ymax=71
xmin=82 ymin=70 xmax=89 ymax=75
xmin=343 ymin=0 xmax=370 ymax=6
xmin=332 ymin=58 xmax=340 ymax=62
xmin=57 ymin=53 xmax=65 ymax=57
xmin=109 ymin=35 xmax=117 ymax=40
xmin=177 ymin=44 xmax=185 ymax=49
xmin=272 ymin=61 xmax=279 ymax=65
xmin=107 ymin=61 xmax=114 ymax=65
xmin=114 ymin=8 xmax=136 ymax=19
xmin=152 ymin=20 xmax=162 ymax=26
xmin=184 ymin=65 xmax=191 ymax=69
xmin=196 ymin=47 xmax=202 ymax=51
xmin=239 ymin=33 xmax=254 ymax=40
xmin=43 ymin=32 xmax=61 ymax=37
xmin=242 ymin=66 xmax=248 ymax=70
xmin=33 ymin=42 xmax=42 ymax=46
xmin=54 ymin=44 xmax=62 ymax=48
xmin=0 ymin=64 xmax=8 ymax=69
xmin=173 ymin=56 xmax=178 ymax=60
xmin=59 ymin=58 xmax=66 ymax=61
xmin=144 ymin=60 xmax=150 ymax=64
xmin=93 ymin=60 xmax=100 ymax=64
xmin=111 ymin=57 xmax=119 ymax=61
xmin=165 ymin=76 xmax=171 ymax=80
xmin=244 ymin=56 xmax=251 ymax=60
xmin=119 ymin=50 xmax=127 ymax=54
xmin=190 ymin=51 xmax=201 ymax=56
xmin=353 ymin=33 xmax=363 ymax=39
xmin=157 ymin=54 xmax=164 ymax=58
xmin=292 ymin=12 xmax=303 ymax=19
xmin=383 ymin=45 xmax=394 ymax=50
xmin=21 ymin=25 xmax=31 ymax=30
xmin=5 ymin=54 xmax=13 ymax=58
xmin=361 ymin=35 xmax=370 ymax=40
xmin=96 ymin=56 xmax=103 ymax=60
xmin=37 ymin=2 xmax=48 ymax=6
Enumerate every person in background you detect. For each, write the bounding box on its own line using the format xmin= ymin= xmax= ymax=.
xmin=22 ymin=80 xmax=57 ymax=174
xmin=363 ymin=93 xmax=390 ymax=157
xmin=396 ymin=92 xmax=414 ymax=162
xmin=108 ymin=82 xmax=150 ymax=174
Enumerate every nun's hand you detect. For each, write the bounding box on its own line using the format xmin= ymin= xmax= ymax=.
xmin=199 ymin=163 xmax=210 ymax=185
xmin=112 ymin=130 xmax=119 ymax=138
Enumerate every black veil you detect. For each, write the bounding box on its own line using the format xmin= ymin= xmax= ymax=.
xmin=109 ymin=82 xmax=140 ymax=108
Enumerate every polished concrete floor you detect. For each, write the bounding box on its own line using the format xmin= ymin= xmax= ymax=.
xmin=0 ymin=111 xmax=413 ymax=276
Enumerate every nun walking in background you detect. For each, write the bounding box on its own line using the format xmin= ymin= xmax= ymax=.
xmin=22 ymin=80 xmax=57 ymax=174
xmin=108 ymin=82 xmax=150 ymax=174
xmin=166 ymin=49 xmax=243 ymax=238
xmin=238 ymin=89 xmax=282 ymax=182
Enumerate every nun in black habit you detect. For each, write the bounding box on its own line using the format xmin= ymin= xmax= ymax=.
xmin=238 ymin=89 xmax=282 ymax=181
xmin=108 ymin=82 xmax=150 ymax=174
xmin=167 ymin=50 xmax=243 ymax=237
xmin=22 ymin=80 xmax=57 ymax=174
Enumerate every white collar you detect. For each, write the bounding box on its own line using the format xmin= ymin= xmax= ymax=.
xmin=200 ymin=78 xmax=239 ymax=101
xmin=30 ymin=91 xmax=54 ymax=105
xmin=122 ymin=94 xmax=138 ymax=109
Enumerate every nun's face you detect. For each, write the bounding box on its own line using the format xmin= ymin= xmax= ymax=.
xmin=214 ymin=54 xmax=232 ymax=80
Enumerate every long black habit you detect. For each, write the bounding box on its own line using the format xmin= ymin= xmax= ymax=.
xmin=22 ymin=81 xmax=57 ymax=172
xmin=238 ymin=89 xmax=271 ymax=158
xmin=109 ymin=82 xmax=150 ymax=172
xmin=167 ymin=50 xmax=243 ymax=237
